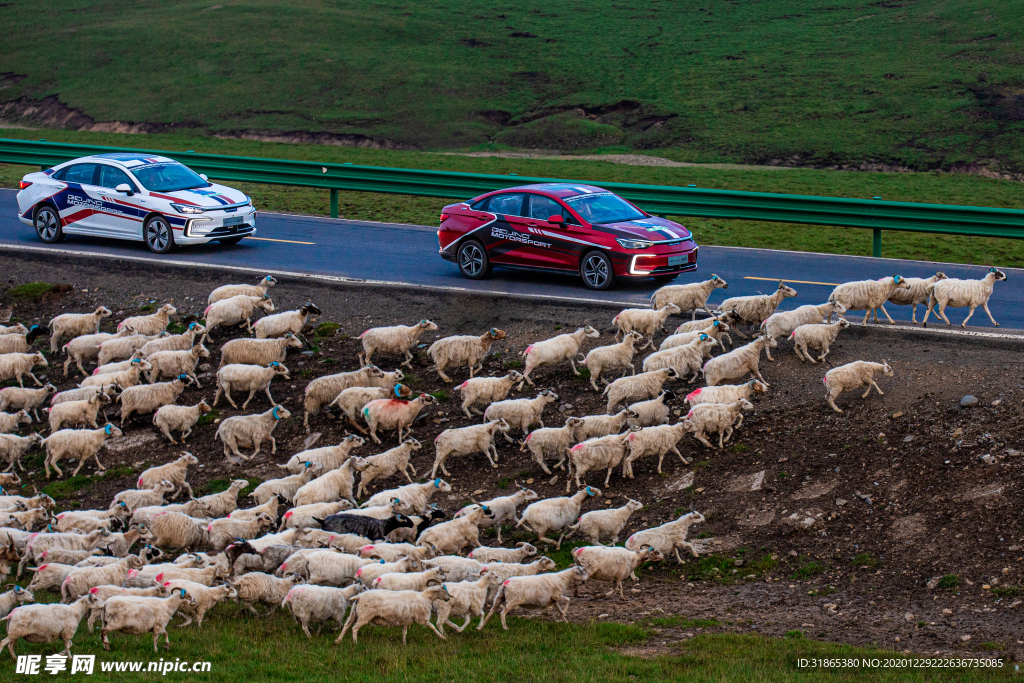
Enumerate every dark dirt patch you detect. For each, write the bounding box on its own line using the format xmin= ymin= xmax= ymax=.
xmin=1 ymin=250 xmax=1023 ymax=659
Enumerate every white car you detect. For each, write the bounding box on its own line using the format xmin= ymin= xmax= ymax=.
xmin=16 ymin=152 xmax=257 ymax=253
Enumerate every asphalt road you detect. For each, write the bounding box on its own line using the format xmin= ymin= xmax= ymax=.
xmin=2 ymin=189 xmax=1021 ymax=329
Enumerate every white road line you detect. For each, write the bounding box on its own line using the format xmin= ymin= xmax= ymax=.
xmin=0 ymin=241 xmax=1021 ymax=339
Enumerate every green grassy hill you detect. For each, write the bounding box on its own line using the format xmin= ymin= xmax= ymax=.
xmin=1 ymin=0 xmax=1022 ymax=172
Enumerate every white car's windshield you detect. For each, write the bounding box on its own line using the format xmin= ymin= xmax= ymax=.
xmin=563 ymin=192 xmax=645 ymax=224
xmin=132 ymin=163 xmax=210 ymax=193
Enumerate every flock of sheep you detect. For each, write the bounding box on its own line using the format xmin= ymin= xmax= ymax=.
xmin=0 ymin=265 xmax=1008 ymax=657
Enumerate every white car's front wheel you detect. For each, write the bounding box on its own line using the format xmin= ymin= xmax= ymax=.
xmin=145 ymin=216 xmax=176 ymax=254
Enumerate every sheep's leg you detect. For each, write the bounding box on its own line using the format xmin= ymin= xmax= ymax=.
xmin=732 ymin=327 xmax=749 ymax=340
xmin=455 ymin=615 xmax=473 ymax=633
xmin=569 ymin=356 xmax=580 ymax=376
xmin=589 ymin=370 xmax=601 ymax=392
xmin=764 ymin=344 xmax=774 ymax=362
xmin=402 ymin=349 xmax=415 ymax=369
xmin=816 ymin=344 xmax=830 ymax=362
xmin=101 ymin=629 xmax=112 ymax=650
xmin=485 ymin=445 xmax=499 ymax=469
xmin=861 ymin=309 xmax=870 ymax=327
xmin=877 ymin=304 xmax=896 ymax=325
xmin=910 ymin=304 xmax=918 ymax=325
xmin=693 ymin=431 xmax=713 ymax=449
xmin=50 ymin=457 xmax=64 ymax=479
xmin=436 ymin=365 xmax=453 ymax=383
xmin=827 ymin=393 xmax=843 ymax=413
xmin=869 ymin=380 xmax=884 ymax=397
xmin=431 ymin=455 xmax=446 ymax=479
xmin=751 ymin=367 xmax=769 ymax=386
xmin=980 ymin=301 xmax=999 ymax=327
xmin=225 ymin=389 xmax=239 ymax=410
xmin=604 ymin=466 xmax=614 ymax=487
xmin=960 ymin=305 xmax=977 ymax=328
xmin=555 ymin=596 xmax=572 ymax=622
xmin=368 ymin=425 xmax=381 ymax=445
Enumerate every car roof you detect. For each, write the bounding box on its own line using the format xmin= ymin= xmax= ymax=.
xmin=76 ymin=153 xmax=180 ymax=170
xmin=508 ymin=183 xmax=610 ymax=198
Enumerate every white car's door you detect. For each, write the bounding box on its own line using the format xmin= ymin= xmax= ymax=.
xmin=95 ymin=164 xmax=145 ymax=239
xmin=58 ymin=163 xmax=102 ymax=234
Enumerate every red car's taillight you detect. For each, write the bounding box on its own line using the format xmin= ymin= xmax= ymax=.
xmin=18 ymin=181 xmax=32 ymax=190
xmin=439 ymin=213 xmax=450 ymax=223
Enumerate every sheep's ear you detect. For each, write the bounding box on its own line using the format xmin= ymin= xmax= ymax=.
xmin=104 ymin=424 xmax=113 ymax=435
xmin=433 ymin=478 xmax=441 ymax=488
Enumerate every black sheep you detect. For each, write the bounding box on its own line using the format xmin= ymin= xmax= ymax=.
xmin=314 ymin=513 xmax=413 ymax=541
xmin=409 ymin=508 xmax=447 ymax=538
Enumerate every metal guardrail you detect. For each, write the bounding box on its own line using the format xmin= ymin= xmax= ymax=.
xmin=2 ymin=137 xmax=1023 ymax=257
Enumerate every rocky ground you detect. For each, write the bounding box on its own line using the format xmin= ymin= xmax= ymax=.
xmin=1 ymin=250 xmax=1022 ymax=661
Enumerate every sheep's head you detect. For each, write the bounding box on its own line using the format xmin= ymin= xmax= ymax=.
xmin=539 ymin=389 xmax=558 ymax=402
xmin=514 ymin=542 xmax=538 ymax=556
xmin=625 ymin=408 xmax=640 ymax=420
xmin=43 ymin=383 xmax=57 ymax=395
xmin=403 ymin=438 xmax=422 ymax=450
xmin=625 ymin=331 xmax=643 ymax=345
xmin=583 ymin=486 xmax=602 ymax=498
xmin=418 ymin=319 xmax=439 ymax=332
xmin=988 ymin=267 xmax=1007 ymax=281
xmin=830 ymin=301 xmax=848 ymax=315
xmin=95 ymin=306 xmax=113 ymax=318
xmin=493 ymin=418 xmax=511 ymax=433
xmin=777 ymin=282 xmax=798 ymax=298
xmin=418 ymin=394 xmax=438 ymax=405
xmin=343 ymin=435 xmax=366 ymax=447
xmin=640 ymin=546 xmax=665 ymax=563
xmin=283 ymin=334 xmax=303 ymax=349
xmin=664 ymin=367 xmax=679 ymax=380
xmin=684 ymin=511 xmax=706 ymax=524
xmin=711 ymin=274 xmax=727 ymax=289
xmin=258 ymin=299 xmax=275 ymax=313
xmin=748 ymin=380 xmax=769 ymax=394
xmin=564 ymin=416 xmax=584 ymax=429
xmin=102 ymin=424 xmax=124 ymax=439
xmin=836 ymin=318 xmax=852 ymax=329
xmin=487 ymin=328 xmax=506 ymax=341
xmin=505 ymin=370 xmax=524 ymax=382
xmin=661 ymin=390 xmax=677 ymax=402
xmin=31 ymin=352 xmax=47 ymax=367
xmin=660 ymin=303 xmax=682 ymax=315
xmin=626 ymin=499 xmax=644 ymax=512
xmin=536 ymin=557 xmax=557 ymax=572
xmin=182 ymin=452 xmax=199 ymax=466
xmin=570 ymin=565 xmax=589 ymax=582
xmin=267 ymin=362 xmax=290 ymax=379
xmin=362 ymin=364 xmax=385 ymax=378
xmin=271 ymin=405 xmax=292 ymax=420
xmin=581 ymin=325 xmax=600 ymax=338
xmin=160 ymin=304 xmax=178 ymax=315
xmin=303 ymin=303 xmax=322 ymax=316
xmin=737 ymin=398 xmax=755 ymax=411
xmin=881 ymin=360 xmax=893 ymax=376
xmin=198 ymin=400 xmax=212 ymax=414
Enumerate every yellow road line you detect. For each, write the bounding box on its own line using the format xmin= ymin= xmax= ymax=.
xmin=246 ymin=236 xmax=315 ymax=245
xmin=744 ymin=276 xmax=840 ymax=286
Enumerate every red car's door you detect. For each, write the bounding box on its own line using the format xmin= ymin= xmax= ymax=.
xmin=520 ymin=194 xmax=577 ymax=270
xmin=481 ymin=193 xmax=529 ymax=265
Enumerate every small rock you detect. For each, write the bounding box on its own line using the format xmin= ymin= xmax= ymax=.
xmin=877 ymin=432 xmax=886 ymax=441
xmin=894 ymin=637 xmax=901 ymax=642
xmin=525 ymin=478 xmax=534 ymax=485
xmin=548 ymin=475 xmax=559 ymax=486
xmin=836 ymin=498 xmax=848 ymax=506
xmin=604 ymin=492 xmax=616 ymax=498
xmin=673 ymin=409 xmax=682 ymax=416
xmin=598 ymin=614 xmax=610 ymax=619
xmin=961 ymin=635 xmax=971 ymax=642
xmin=992 ymin=399 xmax=1002 ymax=407
xmin=213 ymin=418 xmax=220 ymax=424
xmin=198 ymin=363 xmax=211 ymax=372
xmin=952 ymin=428 xmax=963 ymax=437
xmin=903 ymin=435 xmax=914 ymax=443
xmin=734 ymin=559 xmax=743 ymax=567
xmin=904 ymin=612 xmax=914 ymax=622
xmin=1006 ymin=449 xmax=1020 ymax=457
xmin=965 ymin=579 xmax=974 ymax=586
xmin=630 ymin=588 xmax=641 ymax=593
xmin=926 ymin=577 xmax=941 ymax=589
xmin=472 ymin=489 xmax=484 ymax=496
xmin=301 ymin=350 xmax=315 ymax=356
xmin=695 ymin=487 xmax=705 ymax=493
xmin=960 ymin=395 xmax=978 ymax=408
xmin=892 ymin=411 xmax=904 ymax=418
xmin=1009 ymin=600 xmax=1022 ymax=609
xmin=982 ymin=584 xmax=991 ymax=590
xmin=303 ymin=432 xmax=322 ymax=449
xmin=788 ymin=550 xmax=798 ymax=557
xmin=942 ymin=608 xmax=952 ymax=615
xmin=778 ymin=457 xmax=788 ymax=463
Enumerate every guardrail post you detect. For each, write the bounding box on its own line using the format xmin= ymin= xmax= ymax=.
xmin=330 ymin=189 xmax=338 ymax=219
xmin=872 ymin=228 xmax=882 ymax=258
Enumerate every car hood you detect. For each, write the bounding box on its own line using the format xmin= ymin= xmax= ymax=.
xmin=597 ymin=216 xmax=692 ymax=242
xmin=151 ymin=183 xmax=248 ymax=208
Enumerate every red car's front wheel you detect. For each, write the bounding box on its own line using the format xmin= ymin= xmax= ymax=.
xmin=580 ymin=251 xmax=615 ymax=290
xmin=457 ymin=240 xmax=491 ymax=280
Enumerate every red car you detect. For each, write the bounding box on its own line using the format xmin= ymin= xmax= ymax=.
xmin=438 ymin=184 xmax=699 ymax=290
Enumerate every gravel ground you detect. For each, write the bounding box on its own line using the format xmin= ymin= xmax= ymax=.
xmin=1 ymin=250 xmax=1022 ymax=660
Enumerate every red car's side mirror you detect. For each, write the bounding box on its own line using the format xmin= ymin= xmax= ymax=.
xmin=547 ymin=215 xmax=564 ymax=224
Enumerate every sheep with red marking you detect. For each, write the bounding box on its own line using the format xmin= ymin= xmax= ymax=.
xmin=61 ymin=554 xmax=146 ymax=601
xmin=362 ymin=393 xmax=436 ymax=445
xmin=416 ymin=504 xmax=495 ymax=555
xmin=208 ymin=513 xmax=275 ymax=552
xmin=702 ymin=337 xmax=770 ymax=387
xmin=717 ymin=282 xmax=798 ymax=337
xmin=329 ymin=385 xmax=413 ymax=433
xmin=626 ymin=511 xmax=705 ymax=563
xmin=564 ymin=429 xmax=638 ymax=492
xmin=113 ymin=480 xmax=176 ymax=512
xmin=137 ymin=452 xmax=198 ymax=500
xmin=80 ymin=358 xmax=150 ymax=390
xmin=140 ymin=322 xmax=206 ymax=356
xmin=362 ymin=478 xmax=451 ymax=516
xmin=337 ymin=585 xmax=450 ymax=644
xmin=118 ymin=376 xmax=193 ymax=426
xmin=642 ymin=333 xmax=718 ymax=383
xmin=519 ymin=325 xmax=599 ymax=388
xmin=252 ymin=462 xmax=321 ymax=505
xmin=279 ymin=435 xmax=365 ymax=475
xmin=572 ymin=545 xmax=663 ymax=598
xmin=575 ymin=409 xmax=639 ymax=441
xmin=161 ymin=579 xmax=236 ymax=627
xmin=651 ymin=275 xmax=729 ymax=319
xmin=684 ymin=380 xmax=767 ymax=408
xmin=146 ymin=512 xmax=210 ymax=552
xmin=479 ymin=565 xmax=589 ymax=630
xmin=568 ymin=499 xmax=644 ymax=546
xmin=83 ymin=584 xmax=170 ymax=633
xmin=203 ymin=295 xmax=274 ymax=339
xmin=660 ymin=319 xmax=732 ymax=352
xmin=520 ymin=416 xmax=583 ymax=475
xmin=48 ymin=391 xmax=111 ymax=432
xmin=145 ymin=345 xmax=210 ymax=386
xmin=0 ymin=593 xmax=103 ymax=658
xmin=622 ymin=422 xmax=690 ymax=477
xmin=454 ymin=371 xmax=523 ymax=419
xmin=41 ymin=424 xmax=123 ymax=478
xmin=681 ymin=398 xmax=753 ymax=449
xmin=292 ymin=458 xmax=366 ymax=507
xmin=760 ymin=301 xmax=846 ymax=360
xmin=97 ymin=332 xmax=165 ymax=366
xmin=427 ymin=328 xmax=506 ymax=383
xmin=99 ymin=589 xmax=195 ymax=652
xmin=431 ymin=420 xmax=509 ymax=477
xmin=279 ymin=501 xmax=353 ymax=530
xmin=63 ymin=328 xmax=133 ymax=377
xmin=483 ymin=390 xmax=558 ymax=440
xmin=358 ymin=319 xmax=438 ymax=368
xmin=219 ymin=334 xmax=302 ymax=370
xmin=467 ymin=542 xmax=537 ymax=564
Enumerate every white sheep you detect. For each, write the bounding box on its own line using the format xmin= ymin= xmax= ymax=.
xmin=61 ymin=555 xmax=146 ymax=601
xmin=92 ymin=349 xmax=145 ymax=377
xmin=626 ymin=391 xmax=675 ymax=428
xmin=356 ymin=439 xmax=422 ymax=496
xmin=161 ymin=579 xmax=235 ymax=627
xmin=362 ymin=394 xmax=436 ymax=445
xmin=568 ymin=499 xmax=644 ymax=546
xmin=520 ymin=325 xmax=599 ymax=388
xmin=203 ymin=295 xmax=274 ymax=339
xmin=432 ymin=575 xmax=490 ymax=635
xmin=208 ymin=513 xmax=276 ymax=552
xmin=153 ymin=400 xmax=212 ymax=444
xmin=99 ymin=589 xmax=195 ymax=652
xmin=604 ymin=368 xmax=676 ymax=413
xmin=829 ymin=275 xmax=910 ymax=326
xmin=97 ymin=331 xmax=165 ymax=366
xmin=216 ymin=405 xmax=291 ymax=464
xmin=886 ymin=272 xmax=948 ymax=323
xmin=329 ymin=384 xmax=413 ymax=433
xmin=681 ymin=399 xmax=754 ymax=448
xmin=479 ymin=565 xmax=589 ymax=630
xmin=520 ymin=416 xmax=584 ymax=474
xmin=353 ymin=555 xmax=424 ymax=587
xmin=83 ymin=584 xmax=170 ymax=633
xmin=214 ymin=362 xmax=290 ymax=409
xmin=292 ymin=458 xmax=367 ymax=507
xmin=427 ymin=328 xmax=506 ymax=383
xmin=460 ymin=487 xmax=538 ymax=543
xmin=62 ymin=328 xmax=133 ymax=377
xmin=702 ymin=337 xmax=770 ymax=387
xmin=0 ymin=584 xmax=33 ymax=620
xmin=575 ymin=409 xmax=639 ymax=441
xmin=612 ymin=303 xmax=681 ymax=350
xmin=118 ymin=303 xmax=177 ymax=336
xmin=565 ymin=429 xmax=638 ymax=492
xmin=823 ymin=360 xmax=893 ymax=413
xmin=278 ymin=435 xmax=365 ymax=475
xmin=791 ymin=319 xmax=852 ymax=363
xmin=228 ymin=494 xmax=287 ymax=523
xmin=337 ymin=585 xmax=450 ymax=644
xmin=189 ymin=479 xmax=249 ymax=518
xmin=50 ymin=383 xmax=119 ymax=408
xmin=25 ymin=562 xmax=77 ymax=593
xmin=282 ymin=583 xmax=363 ymax=638
xmin=300 ymin=551 xmax=374 ymax=586
xmin=0 ymin=384 xmax=56 ymax=422
xmin=358 ymin=319 xmax=439 ymax=368
xmin=145 ymin=345 xmax=210 ymax=386
xmin=0 ymin=410 xmax=30 ymax=434
xmin=717 ymin=282 xmax=798 ymax=337
xmin=651 ymin=275 xmax=729 ymax=319
xmin=483 ymin=389 xmax=558 ymax=439
xmin=302 ymin=364 xmax=386 ymax=428
xmin=146 ymin=512 xmax=210 ymax=551
xmin=41 ymin=425 xmax=123 ymax=478
xmin=923 ymin=268 xmax=1007 ymax=328
xmin=684 ymin=380 xmax=767 ymax=407
xmin=219 ymin=334 xmax=303 ymax=369
xmin=622 ymin=422 xmax=690 ymax=476
xmin=431 ymin=420 xmax=509 ymax=477
xmin=454 ymin=371 xmax=523 ymax=418
xmin=254 ymin=302 xmax=321 ymax=339
xmin=0 ymin=352 xmax=47 ymax=388
xmin=358 ymin=543 xmax=436 ymax=563
xmin=118 ymin=376 xmax=193 ymax=426
xmin=79 ymin=358 xmax=151 ymax=390
xmin=572 ymin=545 xmax=663 ymax=597
xmin=517 ymin=486 xmax=601 ymax=549
xmin=467 ymin=542 xmax=537 ymax=564
xmin=642 ymin=333 xmax=718 ymax=382
xmin=660 ymin=319 xmax=732 ymax=352
xmin=372 ymin=566 xmax=447 ymax=592
xmin=673 ymin=310 xmax=742 ymax=335
xmin=416 ymin=505 xmax=495 ymax=555
xmin=48 ymin=306 xmax=112 ymax=353
xmin=0 ymin=593 xmax=102 ymax=658
xmin=137 ymin=452 xmax=199 ymax=500
xmin=0 ymin=325 xmax=45 ymax=354
xmin=626 ymin=511 xmax=705 ymax=563
xmin=113 ymin=480 xmax=176 ymax=512
xmin=760 ymin=302 xmax=846 ymax=360
xmin=421 ymin=556 xmax=485 ymax=583
xmin=580 ymin=331 xmax=643 ymax=391
xmin=139 ymin=322 xmax=206 ymax=356
xmin=279 ymin=501 xmax=353 ymax=530
xmin=251 ymin=462 xmax=321 ymax=505
xmin=362 ymin=479 xmax=451 ymax=516
xmin=208 ymin=275 xmax=278 ymax=304
xmin=0 ymin=323 xmax=28 ymax=335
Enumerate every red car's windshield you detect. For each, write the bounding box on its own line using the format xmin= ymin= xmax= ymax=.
xmin=563 ymin=192 xmax=645 ymax=224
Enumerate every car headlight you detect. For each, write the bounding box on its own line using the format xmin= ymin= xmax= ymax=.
xmin=172 ymin=204 xmax=205 ymax=215
xmin=616 ymin=238 xmax=654 ymax=250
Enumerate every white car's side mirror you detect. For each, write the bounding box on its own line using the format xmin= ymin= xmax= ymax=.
xmin=115 ymin=183 xmax=133 ymax=196
xmin=199 ymin=174 xmax=209 ymax=181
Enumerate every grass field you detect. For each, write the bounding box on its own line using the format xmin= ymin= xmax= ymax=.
xmin=2 ymin=598 xmax=1014 ymax=683
xmin=1 ymin=0 xmax=1023 ymax=173
xmin=3 ymin=128 xmax=1024 ymax=266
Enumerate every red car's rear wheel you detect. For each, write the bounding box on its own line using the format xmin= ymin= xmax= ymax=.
xmin=457 ymin=240 xmax=491 ymax=280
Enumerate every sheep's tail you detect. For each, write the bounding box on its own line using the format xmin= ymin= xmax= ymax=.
xmin=601 ymin=384 xmax=611 ymax=396
xmin=575 ymin=353 xmax=586 ymax=365
xmin=357 ymin=330 xmax=370 ymax=339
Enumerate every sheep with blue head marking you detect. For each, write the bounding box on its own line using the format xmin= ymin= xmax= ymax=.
xmin=828 ymin=275 xmax=909 ymax=326
xmin=208 ymin=275 xmax=278 ymax=305
xmin=40 ymin=424 xmax=123 ymax=478
xmin=80 ymin=357 xmax=151 ymax=390
xmin=642 ymin=333 xmax=718 ymax=383
xmin=651 ymin=275 xmax=729 ymax=320
xmin=923 ymin=267 xmax=1007 ymax=328
xmin=215 ymin=404 xmax=292 ymax=464
xmin=660 ymin=319 xmax=732 ymax=352
xmin=517 ymin=487 xmax=601 ymax=549
xmin=358 ymin=319 xmax=438 ymax=368
xmin=214 ymin=361 xmax=290 ymax=410
xmin=278 ymin=435 xmax=365 ymax=475
xmin=717 ymin=282 xmax=798 ymax=338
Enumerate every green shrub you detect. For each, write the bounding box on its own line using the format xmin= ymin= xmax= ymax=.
xmin=791 ymin=561 xmax=826 ymax=580
xmin=937 ymin=574 xmax=960 ymax=590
